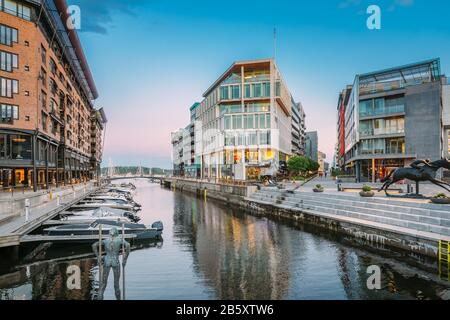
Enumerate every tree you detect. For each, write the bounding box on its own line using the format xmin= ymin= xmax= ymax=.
xmin=308 ymin=160 xmax=320 ymax=172
xmin=288 ymin=156 xmax=310 ymax=177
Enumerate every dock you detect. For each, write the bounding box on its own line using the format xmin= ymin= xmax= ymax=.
xmin=0 ymin=184 xmax=100 ymax=248
xmin=21 ymin=234 xmax=136 ymax=243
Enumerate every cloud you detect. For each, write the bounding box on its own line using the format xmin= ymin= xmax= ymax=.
xmin=338 ymin=0 xmax=414 ymax=11
xmin=67 ymin=0 xmax=146 ymax=34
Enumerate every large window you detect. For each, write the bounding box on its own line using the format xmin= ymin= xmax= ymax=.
xmin=10 ymin=135 xmax=31 ymax=160
xmin=220 ymin=86 xmax=229 ymax=100
xmin=0 ymin=24 xmax=18 ymax=46
xmin=0 ymin=134 xmax=7 ymax=158
xmin=252 ymin=83 xmax=262 ymax=98
xmin=231 ymin=85 xmax=240 ymax=99
xmin=3 ymin=0 xmax=31 ymax=21
xmin=1 ymin=103 xmax=19 ymax=123
xmin=0 ymin=77 xmax=18 ymax=97
xmin=0 ymin=50 xmax=18 ymax=72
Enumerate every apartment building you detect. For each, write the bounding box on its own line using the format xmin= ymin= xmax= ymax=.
xmin=291 ymin=99 xmax=306 ymax=156
xmin=337 ymin=59 xmax=448 ymax=182
xmin=305 ymin=131 xmax=318 ymax=162
xmin=0 ymin=0 xmax=106 ymax=191
xmin=172 ymin=58 xmax=302 ymax=181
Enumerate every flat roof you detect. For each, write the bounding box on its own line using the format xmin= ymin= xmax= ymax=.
xmin=358 ymin=58 xmax=441 ymax=85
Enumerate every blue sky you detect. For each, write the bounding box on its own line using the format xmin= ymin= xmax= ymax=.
xmin=68 ymin=0 xmax=450 ymax=168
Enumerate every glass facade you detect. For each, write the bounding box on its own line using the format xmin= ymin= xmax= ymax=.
xmin=359 ymin=96 xmax=405 ymax=117
xmin=360 ymin=138 xmax=405 ymax=155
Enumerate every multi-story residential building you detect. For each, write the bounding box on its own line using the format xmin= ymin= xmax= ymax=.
xmin=305 ymin=131 xmax=318 ymax=162
xmin=318 ymin=151 xmax=326 ymax=174
xmin=171 ymin=129 xmax=184 ymax=177
xmin=336 ymin=85 xmax=353 ymax=169
xmin=291 ymin=99 xmax=306 ymax=156
xmin=172 ymin=58 xmax=301 ymax=181
xmin=0 ymin=0 xmax=105 ymax=191
xmin=337 ymin=59 xmax=448 ymax=182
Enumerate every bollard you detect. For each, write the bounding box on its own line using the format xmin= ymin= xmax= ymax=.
xmin=49 ymin=190 xmax=53 ymax=201
xmin=24 ymin=199 xmax=30 ymax=222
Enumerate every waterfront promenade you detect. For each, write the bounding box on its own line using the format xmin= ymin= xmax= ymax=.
xmin=0 ymin=183 xmax=99 ymax=248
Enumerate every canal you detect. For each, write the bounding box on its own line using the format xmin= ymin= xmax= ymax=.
xmin=0 ymin=179 xmax=449 ymax=300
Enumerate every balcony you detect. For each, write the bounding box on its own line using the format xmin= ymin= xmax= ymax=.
xmin=359 ymin=105 xmax=405 ymax=119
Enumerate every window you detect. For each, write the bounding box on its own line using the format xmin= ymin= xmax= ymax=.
xmin=232 ymin=115 xmax=242 ymax=129
xmin=244 ymin=84 xmax=251 ymax=98
xmin=224 ymin=115 xmax=231 ymax=130
xmin=0 ymin=77 xmax=19 ymax=97
xmin=41 ymin=111 xmax=48 ymax=132
xmin=50 ymin=99 xmax=57 ymax=113
xmin=3 ymin=0 xmax=31 ymax=21
xmin=41 ymin=45 xmax=46 ymax=64
xmin=50 ymin=78 xmax=57 ymax=94
xmin=0 ymin=50 xmax=18 ymax=72
xmin=259 ymin=131 xmax=271 ymax=145
xmin=1 ymin=103 xmax=18 ymax=123
xmin=244 ymin=114 xmax=254 ymax=129
xmin=51 ymin=119 xmax=58 ymax=135
xmin=231 ymin=85 xmax=240 ymax=99
xmin=220 ymin=86 xmax=229 ymax=100
xmin=40 ymin=67 xmax=47 ymax=86
xmin=0 ymin=134 xmax=7 ymax=158
xmin=41 ymin=90 xmax=47 ymax=110
xmin=0 ymin=24 xmax=18 ymax=46
xmin=262 ymin=82 xmax=270 ymax=97
xmin=49 ymin=58 xmax=57 ymax=74
xmin=11 ymin=135 xmax=31 ymax=160
xmin=252 ymin=83 xmax=262 ymax=98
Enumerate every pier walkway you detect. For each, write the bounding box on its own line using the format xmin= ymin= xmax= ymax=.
xmin=0 ymin=183 xmax=99 ymax=248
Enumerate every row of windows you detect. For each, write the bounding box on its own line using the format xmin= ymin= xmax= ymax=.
xmin=0 ymin=77 xmax=18 ymax=98
xmin=224 ymin=114 xmax=271 ymax=130
xmin=0 ymin=103 xmax=19 ymax=123
xmin=219 ymin=102 xmax=270 ymax=115
xmin=224 ymin=131 xmax=272 ymax=147
xmin=0 ymin=24 xmax=18 ymax=46
xmin=0 ymin=50 xmax=18 ymax=72
xmin=220 ymin=82 xmax=271 ymax=101
xmin=1 ymin=0 xmax=31 ymax=21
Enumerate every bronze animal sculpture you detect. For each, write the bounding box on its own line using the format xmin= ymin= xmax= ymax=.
xmin=379 ymin=158 xmax=450 ymax=196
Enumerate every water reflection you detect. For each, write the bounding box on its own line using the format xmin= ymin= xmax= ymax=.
xmin=0 ymin=180 xmax=449 ymax=300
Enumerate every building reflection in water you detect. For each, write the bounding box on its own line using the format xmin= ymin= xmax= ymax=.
xmin=173 ymin=193 xmax=293 ymax=300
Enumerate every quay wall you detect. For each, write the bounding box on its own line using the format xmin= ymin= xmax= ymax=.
xmin=165 ymin=178 xmax=442 ymax=259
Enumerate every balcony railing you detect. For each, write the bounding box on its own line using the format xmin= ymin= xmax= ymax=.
xmin=359 ymin=105 xmax=405 ymax=118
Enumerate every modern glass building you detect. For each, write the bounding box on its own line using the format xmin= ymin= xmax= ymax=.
xmin=337 ymin=59 xmax=448 ymax=182
xmin=172 ymin=58 xmax=302 ymax=181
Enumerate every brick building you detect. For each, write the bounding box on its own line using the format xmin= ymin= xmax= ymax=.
xmin=0 ymin=0 xmax=106 ymax=191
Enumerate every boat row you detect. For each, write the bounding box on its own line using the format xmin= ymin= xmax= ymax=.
xmin=39 ymin=184 xmax=163 ymax=242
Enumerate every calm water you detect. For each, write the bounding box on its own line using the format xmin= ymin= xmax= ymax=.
xmin=0 ymin=179 xmax=449 ymax=300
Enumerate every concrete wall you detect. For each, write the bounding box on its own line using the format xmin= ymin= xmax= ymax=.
xmin=405 ymin=81 xmax=442 ymax=161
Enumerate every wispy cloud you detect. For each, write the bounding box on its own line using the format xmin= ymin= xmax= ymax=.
xmin=67 ymin=0 xmax=146 ymax=34
xmin=338 ymin=0 xmax=414 ymax=11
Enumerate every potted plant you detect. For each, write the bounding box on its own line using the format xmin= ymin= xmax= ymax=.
xmin=430 ymin=193 xmax=450 ymax=204
xmin=313 ymin=184 xmax=324 ymax=193
xmin=360 ymin=185 xmax=375 ymax=197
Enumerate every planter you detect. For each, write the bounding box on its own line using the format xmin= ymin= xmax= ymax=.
xmin=360 ymin=191 xmax=375 ymax=198
xmin=313 ymin=188 xmax=324 ymax=193
xmin=430 ymin=198 xmax=450 ymax=204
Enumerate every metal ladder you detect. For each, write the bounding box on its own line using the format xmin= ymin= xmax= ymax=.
xmin=438 ymin=240 xmax=450 ymax=281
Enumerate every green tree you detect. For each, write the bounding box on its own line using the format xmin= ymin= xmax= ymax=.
xmin=288 ymin=156 xmax=310 ymax=177
xmin=308 ymin=160 xmax=320 ymax=172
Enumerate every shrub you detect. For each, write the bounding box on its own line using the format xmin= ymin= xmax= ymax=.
xmin=315 ymin=184 xmax=323 ymax=189
xmin=362 ymin=185 xmax=372 ymax=192
xmin=433 ymin=193 xmax=449 ymax=199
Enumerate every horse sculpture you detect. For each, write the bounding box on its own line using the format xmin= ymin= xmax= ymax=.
xmin=379 ymin=158 xmax=450 ymax=196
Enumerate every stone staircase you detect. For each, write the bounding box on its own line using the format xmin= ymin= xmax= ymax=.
xmin=248 ymin=187 xmax=450 ymax=237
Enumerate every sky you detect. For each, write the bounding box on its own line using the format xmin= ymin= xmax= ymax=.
xmin=67 ymin=0 xmax=450 ymax=169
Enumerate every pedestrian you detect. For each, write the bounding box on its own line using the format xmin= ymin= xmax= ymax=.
xmin=325 ymin=171 xmax=328 ymax=179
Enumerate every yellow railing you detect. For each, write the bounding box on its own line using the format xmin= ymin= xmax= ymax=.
xmin=438 ymin=240 xmax=449 ymax=281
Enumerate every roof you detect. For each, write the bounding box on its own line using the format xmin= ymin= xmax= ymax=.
xmin=190 ymin=102 xmax=200 ymax=111
xmin=358 ymin=58 xmax=441 ymax=85
xmin=202 ymin=58 xmax=273 ymax=97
